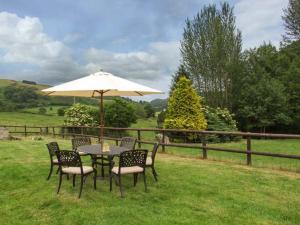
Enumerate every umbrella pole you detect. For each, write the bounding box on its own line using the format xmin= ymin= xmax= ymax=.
xmin=99 ymin=91 xmax=104 ymax=148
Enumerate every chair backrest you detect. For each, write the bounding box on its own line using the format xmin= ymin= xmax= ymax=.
xmin=46 ymin=142 xmax=60 ymax=157
xmin=119 ymin=150 xmax=148 ymax=168
xmin=56 ymin=150 xmax=82 ymax=169
xmin=120 ymin=137 xmax=136 ymax=150
xmin=72 ymin=137 xmax=91 ymax=151
xmin=151 ymin=143 xmax=159 ymax=164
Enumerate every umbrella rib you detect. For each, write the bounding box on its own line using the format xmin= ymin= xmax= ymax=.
xmin=135 ymin=91 xmax=144 ymax=96
xmin=45 ymin=91 xmax=55 ymax=96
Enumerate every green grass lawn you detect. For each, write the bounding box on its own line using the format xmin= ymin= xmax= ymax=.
xmin=0 ymin=138 xmax=299 ymax=225
xmin=163 ymin=139 xmax=300 ymax=172
xmin=0 ymin=112 xmax=64 ymax=126
xmin=0 ymin=111 xmax=299 ymax=172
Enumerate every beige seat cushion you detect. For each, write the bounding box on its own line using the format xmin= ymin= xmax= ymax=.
xmin=146 ymin=157 xmax=152 ymax=165
xmin=62 ymin=166 xmax=93 ymax=175
xmin=78 ymin=151 xmax=88 ymax=156
xmin=112 ymin=166 xmax=143 ymax=174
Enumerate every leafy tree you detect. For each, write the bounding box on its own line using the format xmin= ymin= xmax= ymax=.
xmin=3 ymin=85 xmax=38 ymax=104
xmin=181 ymin=2 xmax=242 ymax=109
xmin=131 ymin=103 xmax=147 ymax=119
xmin=157 ymin=110 xmax=166 ymax=128
xmin=277 ymin=40 xmax=300 ymax=132
xmin=164 ymin=77 xmax=207 ymax=131
xmin=282 ymin=0 xmax=300 ymax=43
xmin=236 ymin=45 xmax=291 ymax=132
xmin=104 ymin=99 xmax=137 ymax=127
xmin=64 ymin=104 xmax=95 ymax=126
xmin=144 ymin=103 xmax=155 ymax=118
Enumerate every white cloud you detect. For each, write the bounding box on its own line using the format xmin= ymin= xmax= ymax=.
xmin=84 ymin=41 xmax=180 ymax=97
xmin=0 ymin=11 xmax=177 ymax=98
xmin=85 ymin=42 xmax=180 ymax=80
xmin=0 ymin=12 xmax=71 ymax=65
xmin=235 ymin=0 xmax=289 ymax=49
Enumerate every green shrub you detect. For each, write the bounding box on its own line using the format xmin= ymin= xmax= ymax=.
xmin=64 ymin=104 xmax=95 ymax=126
xmin=204 ymin=106 xmax=240 ymax=142
xmin=144 ymin=103 xmax=155 ymax=118
xmin=57 ymin=107 xmax=66 ymax=116
xmin=38 ymin=107 xmax=46 ymax=114
xmin=104 ymin=99 xmax=137 ymax=128
xmin=157 ymin=110 xmax=166 ymax=128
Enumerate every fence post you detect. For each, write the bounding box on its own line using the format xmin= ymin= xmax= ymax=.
xmin=52 ymin=127 xmax=55 ymax=137
xmin=137 ymin=130 xmax=141 ymax=148
xmin=24 ymin=125 xmax=27 ymax=137
xmin=62 ymin=127 xmax=65 ymax=139
xmin=162 ymin=130 xmax=166 ymax=152
xmin=246 ymin=136 xmax=252 ymax=165
xmin=201 ymin=133 xmax=207 ymax=159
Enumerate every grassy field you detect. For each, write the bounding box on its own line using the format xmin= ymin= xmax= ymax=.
xmin=0 ymin=111 xmax=299 ymax=172
xmin=0 ymin=138 xmax=299 ymax=225
xmin=0 ymin=112 xmax=64 ymax=126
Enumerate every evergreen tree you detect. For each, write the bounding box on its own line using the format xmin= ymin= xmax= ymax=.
xmin=169 ymin=64 xmax=191 ymax=94
xmin=164 ymin=77 xmax=207 ymax=131
xmin=282 ymin=0 xmax=300 ymax=43
xmin=181 ymin=2 xmax=242 ymax=109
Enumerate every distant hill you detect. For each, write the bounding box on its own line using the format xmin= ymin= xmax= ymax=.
xmin=150 ymin=98 xmax=168 ymax=112
xmin=0 ymin=78 xmax=98 ymax=106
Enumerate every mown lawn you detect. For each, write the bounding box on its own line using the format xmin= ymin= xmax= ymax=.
xmin=0 ymin=112 xmax=64 ymax=126
xmin=163 ymin=139 xmax=300 ymax=172
xmin=0 ymin=138 xmax=299 ymax=225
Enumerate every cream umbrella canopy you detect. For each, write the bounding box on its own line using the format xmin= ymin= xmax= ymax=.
xmin=42 ymin=71 xmax=163 ymax=145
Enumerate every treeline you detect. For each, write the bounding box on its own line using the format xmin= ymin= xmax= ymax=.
xmin=0 ymin=84 xmax=99 ymax=111
xmin=176 ymin=1 xmax=300 ymax=133
xmin=0 ymin=83 xmax=156 ymax=123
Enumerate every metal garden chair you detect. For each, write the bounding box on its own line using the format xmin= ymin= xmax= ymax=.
xmin=110 ymin=149 xmax=148 ymax=197
xmin=45 ymin=142 xmax=60 ymax=180
xmin=145 ymin=143 xmax=159 ymax=181
xmin=56 ymin=150 xmax=97 ymax=198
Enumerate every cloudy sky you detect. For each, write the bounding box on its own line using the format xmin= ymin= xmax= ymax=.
xmin=0 ymin=0 xmax=288 ymax=100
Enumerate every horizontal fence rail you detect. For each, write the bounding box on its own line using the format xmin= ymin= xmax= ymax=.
xmin=1 ymin=125 xmax=300 ymax=166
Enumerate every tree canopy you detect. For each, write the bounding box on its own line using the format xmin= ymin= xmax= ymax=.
xmin=282 ymin=0 xmax=300 ymax=43
xmin=181 ymin=2 xmax=242 ymax=109
xmin=164 ymin=77 xmax=207 ymax=130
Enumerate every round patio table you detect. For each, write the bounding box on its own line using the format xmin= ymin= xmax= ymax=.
xmin=78 ymin=144 xmax=128 ymax=156
xmin=78 ymin=144 xmax=128 ymax=179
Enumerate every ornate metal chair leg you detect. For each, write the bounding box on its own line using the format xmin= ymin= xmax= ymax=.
xmin=143 ymin=171 xmax=147 ymax=192
xmin=93 ymin=170 xmax=97 ymax=190
xmin=78 ymin=175 xmax=84 ymax=198
xmin=47 ymin=164 xmax=53 ymax=180
xmin=110 ymin=173 xmax=113 ymax=191
xmin=152 ymin=166 xmax=158 ymax=181
xmin=57 ymin=173 xmax=62 ymax=194
xmin=72 ymin=175 xmax=76 ymax=187
xmin=133 ymin=173 xmax=138 ymax=186
xmin=119 ymin=176 xmax=124 ymax=197
xmin=101 ymin=158 xmax=105 ymax=177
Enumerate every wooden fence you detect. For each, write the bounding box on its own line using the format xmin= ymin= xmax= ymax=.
xmin=1 ymin=125 xmax=300 ymax=166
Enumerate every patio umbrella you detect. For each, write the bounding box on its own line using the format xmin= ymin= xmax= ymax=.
xmin=42 ymin=71 xmax=163 ymax=145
